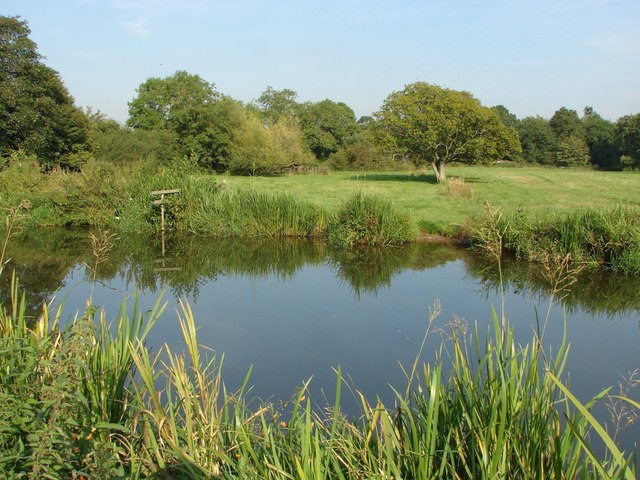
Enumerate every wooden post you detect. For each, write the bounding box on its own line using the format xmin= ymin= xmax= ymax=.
xmin=151 ymin=189 xmax=181 ymax=232
xmin=160 ymin=195 xmax=165 ymax=232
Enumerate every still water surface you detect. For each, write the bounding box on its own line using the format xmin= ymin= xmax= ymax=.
xmin=5 ymin=230 xmax=639 ymax=452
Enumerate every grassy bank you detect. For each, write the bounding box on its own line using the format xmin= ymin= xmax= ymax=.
xmin=0 ymin=158 xmax=417 ymax=246
xmin=216 ymin=166 xmax=640 ymax=233
xmin=3 ymin=158 xmax=640 ymax=235
xmin=2 ymin=159 xmax=640 ymax=267
xmin=0 ymin=276 xmax=637 ymax=478
xmin=470 ymin=204 xmax=640 ymax=274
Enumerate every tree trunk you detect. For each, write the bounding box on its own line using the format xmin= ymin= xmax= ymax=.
xmin=432 ymin=160 xmax=446 ymax=182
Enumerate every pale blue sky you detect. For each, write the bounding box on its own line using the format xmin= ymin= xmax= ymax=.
xmin=4 ymin=0 xmax=639 ymax=123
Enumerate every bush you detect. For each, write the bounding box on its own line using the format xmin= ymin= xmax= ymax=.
xmin=326 ymin=138 xmax=399 ymax=171
xmin=328 ymin=192 xmax=418 ymax=246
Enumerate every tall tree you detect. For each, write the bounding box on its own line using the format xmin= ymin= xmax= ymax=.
xmin=582 ymin=107 xmax=620 ymax=170
xmin=298 ymin=99 xmax=359 ymax=160
xmin=549 ymin=107 xmax=585 ymax=140
xmin=492 ymin=105 xmax=520 ymax=129
xmin=374 ymin=82 xmax=520 ymax=182
xmin=127 ymin=71 xmax=222 ymax=169
xmin=0 ymin=16 xmax=90 ymax=169
xmin=549 ymin=107 xmax=589 ymax=167
xmin=253 ymin=86 xmax=299 ymax=126
xmin=517 ymin=116 xmax=557 ymax=165
xmin=616 ymin=113 xmax=640 ymax=169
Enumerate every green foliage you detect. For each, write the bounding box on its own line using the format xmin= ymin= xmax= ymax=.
xmin=298 ymin=99 xmax=359 ymax=160
xmin=269 ymin=116 xmax=317 ymax=169
xmin=227 ymin=113 xmax=286 ymax=175
xmin=0 ymin=16 xmax=91 ymax=170
xmin=470 ymin=205 xmax=640 ymax=274
xmin=583 ymin=108 xmax=621 ymax=170
xmin=326 ymin=133 xmax=397 ymax=171
xmin=253 ymin=86 xmax=299 ymax=126
xmin=0 ymin=276 xmax=159 ymax=477
xmin=127 ymin=71 xmax=228 ymax=170
xmin=555 ymin=135 xmax=590 ymax=168
xmin=616 ymin=113 xmax=640 ymax=169
xmin=549 ymin=106 xmax=586 ymax=140
xmin=374 ymin=82 xmax=521 ymax=182
xmin=491 ymin=104 xmax=520 ymax=129
xmin=517 ymin=116 xmax=558 ymax=164
xmin=182 ymin=187 xmax=329 ymax=238
xmin=227 ymin=113 xmax=315 ymax=175
xmin=328 ymin=192 xmax=418 ymax=247
xmin=91 ymin=126 xmax=178 ymax=165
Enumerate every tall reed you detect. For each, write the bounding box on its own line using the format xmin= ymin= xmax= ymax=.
xmin=186 ymin=187 xmax=330 ymax=238
xmin=328 ymin=192 xmax=418 ymax=247
xmin=471 ymin=205 xmax=640 ymax=274
xmin=127 ymin=298 xmax=637 ymax=478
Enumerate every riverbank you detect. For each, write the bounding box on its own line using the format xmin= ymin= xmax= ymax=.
xmin=2 ymin=160 xmax=639 ymax=270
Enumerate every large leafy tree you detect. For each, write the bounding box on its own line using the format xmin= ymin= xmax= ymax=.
xmin=374 ymin=82 xmax=520 ymax=182
xmin=252 ymin=88 xmax=358 ymax=162
xmin=127 ymin=71 xmax=224 ymax=169
xmin=517 ymin=117 xmax=558 ymax=165
xmin=0 ymin=16 xmax=90 ymax=169
xmin=582 ymin=107 xmax=620 ymax=170
xmin=298 ymin=99 xmax=359 ymax=160
xmin=549 ymin=107 xmax=585 ymax=140
xmin=492 ymin=105 xmax=520 ymax=129
xmin=549 ymin=107 xmax=589 ymax=167
xmin=253 ymin=86 xmax=299 ymax=126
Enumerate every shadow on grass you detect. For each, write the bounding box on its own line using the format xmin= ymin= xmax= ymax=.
xmin=456 ymin=176 xmax=484 ymax=184
xmin=345 ymin=173 xmax=438 ymax=184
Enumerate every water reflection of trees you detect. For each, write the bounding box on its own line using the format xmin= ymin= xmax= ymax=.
xmin=4 ymin=228 xmax=640 ymax=318
xmin=1 ymin=229 xmax=91 ymax=321
xmin=102 ymin=234 xmax=328 ymax=300
xmin=95 ymin=234 xmax=466 ymax=300
xmin=329 ymin=243 xmax=464 ymax=298
xmin=465 ymin=255 xmax=640 ymax=316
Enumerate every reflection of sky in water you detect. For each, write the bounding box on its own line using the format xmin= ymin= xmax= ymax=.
xmin=51 ymin=256 xmax=640 ymax=454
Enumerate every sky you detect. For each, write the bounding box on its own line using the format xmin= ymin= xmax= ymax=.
xmin=4 ymin=0 xmax=640 ymax=123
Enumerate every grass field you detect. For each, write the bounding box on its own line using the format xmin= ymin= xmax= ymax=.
xmin=216 ymin=166 xmax=640 ymax=234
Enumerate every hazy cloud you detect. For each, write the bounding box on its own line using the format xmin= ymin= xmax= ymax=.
xmin=122 ymin=17 xmax=149 ymax=37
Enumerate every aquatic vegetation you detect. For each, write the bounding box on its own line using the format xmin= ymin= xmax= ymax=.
xmin=471 ymin=204 xmax=640 ymax=274
xmin=328 ymin=192 xmax=418 ymax=247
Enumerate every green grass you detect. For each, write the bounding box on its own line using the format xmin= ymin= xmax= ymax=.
xmin=470 ymin=204 xmax=640 ymax=273
xmin=3 ymin=162 xmax=640 ymax=236
xmin=214 ymin=166 xmax=640 ymax=234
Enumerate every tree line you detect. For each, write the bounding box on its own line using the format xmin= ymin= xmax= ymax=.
xmin=2 ymin=15 xmax=639 ymax=182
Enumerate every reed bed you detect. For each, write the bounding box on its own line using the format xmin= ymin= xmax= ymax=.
xmin=180 ymin=187 xmax=329 ymax=238
xmin=471 ymin=205 xmax=640 ymax=274
xmin=328 ymin=192 xmax=418 ymax=247
xmin=0 ymin=273 xmax=637 ymax=478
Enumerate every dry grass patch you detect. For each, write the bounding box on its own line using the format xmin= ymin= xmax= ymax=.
xmin=438 ymin=177 xmax=475 ymax=200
